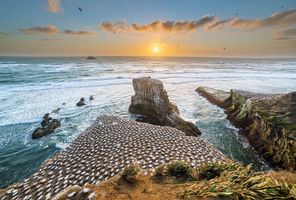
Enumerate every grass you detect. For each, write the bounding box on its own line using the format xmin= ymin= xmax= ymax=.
xmin=154 ymin=161 xmax=197 ymax=182
xmin=181 ymin=161 xmax=296 ymax=199
xmin=121 ymin=164 xmax=140 ymax=184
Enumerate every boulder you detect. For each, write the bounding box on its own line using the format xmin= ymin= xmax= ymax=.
xmin=76 ymin=97 xmax=86 ymax=107
xmin=32 ymin=113 xmax=61 ymax=139
xmin=89 ymin=95 xmax=94 ymax=101
xmin=129 ymin=77 xmax=201 ymax=136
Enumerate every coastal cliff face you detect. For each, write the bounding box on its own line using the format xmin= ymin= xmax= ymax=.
xmin=129 ymin=77 xmax=201 ymax=136
xmin=196 ymin=87 xmax=296 ymax=171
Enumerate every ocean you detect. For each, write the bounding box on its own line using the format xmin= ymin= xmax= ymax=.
xmin=0 ymin=56 xmax=295 ymax=188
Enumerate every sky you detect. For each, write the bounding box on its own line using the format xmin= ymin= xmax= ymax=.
xmin=0 ymin=0 xmax=296 ymax=57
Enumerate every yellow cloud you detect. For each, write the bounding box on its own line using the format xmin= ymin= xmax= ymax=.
xmin=100 ymin=16 xmax=216 ymax=33
xmin=19 ymin=25 xmax=60 ymax=35
xmin=47 ymin=0 xmax=62 ymax=13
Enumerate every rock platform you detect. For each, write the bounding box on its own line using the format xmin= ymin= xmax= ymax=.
xmin=0 ymin=115 xmax=226 ymax=200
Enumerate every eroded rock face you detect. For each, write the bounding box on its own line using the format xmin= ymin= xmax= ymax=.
xmin=196 ymin=86 xmax=296 ymax=171
xmin=32 ymin=113 xmax=61 ymax=139
xmin=129 ymin=77 xmax=201 ymax=136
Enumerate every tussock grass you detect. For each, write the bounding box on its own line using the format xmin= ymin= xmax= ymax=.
xmin=181 ymin=162 xmax=296 ymax=199
xmin=121 ymin=164 xmax=140 ymax=184
xmin=154 ymin=161 xmax=197 ymax=181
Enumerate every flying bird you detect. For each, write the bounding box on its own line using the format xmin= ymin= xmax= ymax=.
xmin=78 ymin=7 xmax=83 ymax=13
xmin=223 ymin=48 xmax=226 ymax=51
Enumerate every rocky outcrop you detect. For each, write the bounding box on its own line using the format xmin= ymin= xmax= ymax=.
xmin=196 ymin=86 xmax=296 ymax=171
xmin=86 ymin=56 xmax=96 ymax=60
xmin=129 ymin=77 xmax=201 ymax=136
xmin=32 ymin=113 xmax=61 ymax=139
xmin=76 ymin=97 xmax=86 ymax=107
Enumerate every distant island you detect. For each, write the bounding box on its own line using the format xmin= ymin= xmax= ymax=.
xmin=86 ymin=56 xmax=96 ymax=60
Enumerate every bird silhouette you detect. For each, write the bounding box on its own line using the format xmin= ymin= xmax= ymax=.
xmin=78 ymin=7 xmax=83 ymax=13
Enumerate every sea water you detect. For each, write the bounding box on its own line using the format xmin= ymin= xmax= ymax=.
xmin=0 ymin=56 xmax=295 ymax=188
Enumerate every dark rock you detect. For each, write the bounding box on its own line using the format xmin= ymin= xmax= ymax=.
xmin=86 ymin=56 xmax=96 ymax=60
xmin=89 ymin=95 xmax=94 ymax=101
xmin=129 ymin=77 xmax=201 ymax=136
xmin=196 ymin=86 xmax=296 ymax=171
xmin=51 ymin=108 xmax=61 ymax=114
xmin=76 ymin=97 xmax=86 ymax=107
xmin=32 ymin=114 xmax=61 ymax=139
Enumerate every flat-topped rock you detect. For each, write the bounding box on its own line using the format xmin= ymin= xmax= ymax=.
xmin=196 ymin=86 xmax=296 ymax=171
xmin=0 ymin=115 xmax=226 ymax=200
xmin=129 ymin=77 xmax=201 ymax=136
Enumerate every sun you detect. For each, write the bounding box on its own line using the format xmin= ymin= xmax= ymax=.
xmin=152 ymin=46 xmax=160 ymax=53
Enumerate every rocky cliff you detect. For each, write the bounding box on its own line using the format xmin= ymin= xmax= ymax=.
xmin=129 ymin=77 xmax=201 ymax=136
xmin=196 ymin=86 xmax=296 ymax=171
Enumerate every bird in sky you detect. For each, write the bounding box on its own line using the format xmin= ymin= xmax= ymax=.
xmin=78 ymin=7 xmax=83 ymax=13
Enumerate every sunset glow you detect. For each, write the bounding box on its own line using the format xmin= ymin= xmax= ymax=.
xmin=0 ymin=1 xmax=295 ymax=57
xmin=152 ymin=46 xmax=160 ymax=54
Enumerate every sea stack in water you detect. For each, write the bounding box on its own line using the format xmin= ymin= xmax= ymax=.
xmin=32 ymin=113 xmax=61 ymax=139
xmin=196 ymin=86 xmax=296 ymax=171
xmin=76 ymin=97 xmax=86 ymax=107
xmin=129 ymin=77 xmax=201 ymax=136
xmin=86 ymin=56 xmax=96 ymax=60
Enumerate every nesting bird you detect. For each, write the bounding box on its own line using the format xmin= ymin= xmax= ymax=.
xmin=0 ymin=115 xmax=226 ymax=199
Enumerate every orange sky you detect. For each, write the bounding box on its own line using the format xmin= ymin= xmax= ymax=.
xmin=0 ymin=1 xmax=296 ymax=57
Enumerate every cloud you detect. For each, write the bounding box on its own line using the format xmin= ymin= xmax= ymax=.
xmin=40 ymin=37 xmax=63 ymax=41
xmin=19 ymin=25 xmax=60 ymax=35
xmin=207 ymin=9 xmax=296 ymax=31
xmin=47 ymin=0 xmax=62 ymax=13
xmin=100 ymin=16 xmax=216 ymax=33
xmin=100 ymin=9 xmax=296 ymax=34
xmin=261 ymin=9 xmax=296 ymax=27
xmin=20 ymin=25 xmax=96 ymax=36
xmin=205 ymin=18 xmax=234 ymax=31
xmin=274 ymin=28 xmax=296 ymax=40
xmin=63 ymin=29 xmax=96 ymax=35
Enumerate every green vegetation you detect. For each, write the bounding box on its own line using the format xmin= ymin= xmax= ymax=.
xmin=121 ymin=164 xmax=140 ymax=184
xmin=154 ymin=161 xmax=197 ymax=181
xmin=181 ymin=162 xmax=296 ymax=199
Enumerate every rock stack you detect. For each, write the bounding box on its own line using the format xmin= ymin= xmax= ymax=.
xmin=129 ymin=77 xmax=201 ymax=136
xmin=32 ymin=113 xmax=61 ymax=139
